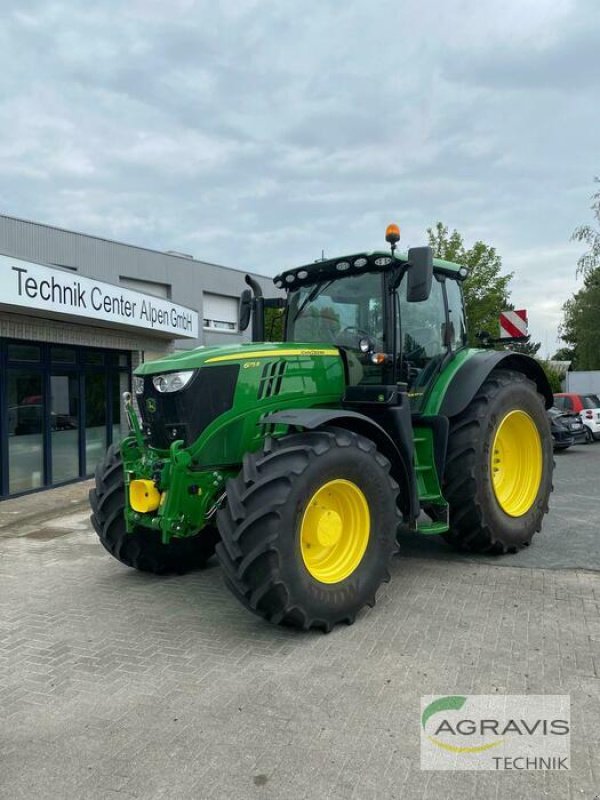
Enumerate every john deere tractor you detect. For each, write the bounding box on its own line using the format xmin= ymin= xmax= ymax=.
xmin=90 ymin=226 xmax=554 ymax=632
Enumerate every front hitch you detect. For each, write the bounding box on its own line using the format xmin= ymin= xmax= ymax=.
xmin=123 ymin=391 xmax=145 ymax=448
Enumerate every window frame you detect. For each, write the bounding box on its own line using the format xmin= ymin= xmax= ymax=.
xmin=0 ymin=339 xmax=131 ymax=498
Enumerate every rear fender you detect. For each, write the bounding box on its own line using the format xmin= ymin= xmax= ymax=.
xmin=439 ymin=351 xmax=553 ymax=418
xmin=261 ymin=409 xmax=419 ymax=522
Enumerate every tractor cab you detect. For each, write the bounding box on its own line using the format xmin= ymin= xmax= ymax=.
xmin=244 ymin=231 xmax=469 ymax=413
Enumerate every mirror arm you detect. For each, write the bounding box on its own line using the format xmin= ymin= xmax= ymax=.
xmin=244 ymin=274 xmax=264 ymax=341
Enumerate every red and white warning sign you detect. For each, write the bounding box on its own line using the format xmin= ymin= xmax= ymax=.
xmin=499 ymin=309 xmax=528 ymax=339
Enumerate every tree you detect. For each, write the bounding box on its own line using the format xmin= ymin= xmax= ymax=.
xmin=265 ymin=306 xmax=284 ymax=341
xmin=427 ymin=222 xmax=514 ymax=346
xmin=572 ymin=177 xmax=600 ymax=276
xmin=559 ymin=267 xmax=600 ymax=370
xmin=551 ymin=346 xmax=575 ymax=363
xmin=539 ymin=361 xmax=564 ymax=393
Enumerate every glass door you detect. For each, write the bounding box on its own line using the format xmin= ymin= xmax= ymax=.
xmin=1 ymin=340 xmax=131 ymax=497
xmin=85 ymin=371 xmax=107 ymax=474
xmin=50 ymin=372 xmax=80 ymax=483
xmin=7 ymin=370 xmax=45 ymax=494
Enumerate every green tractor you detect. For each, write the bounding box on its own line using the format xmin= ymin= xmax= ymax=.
xmin=90 ymin=226 xmax=554 ymax=632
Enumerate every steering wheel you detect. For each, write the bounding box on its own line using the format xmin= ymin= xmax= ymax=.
xmin=340 ymin=325 xmax=371 ymax=339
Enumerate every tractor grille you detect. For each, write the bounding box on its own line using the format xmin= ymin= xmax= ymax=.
xmin=257 ymin=361 xmax=287 ymax=400
xmin=137 ymin=365 xmax=239 ymax=450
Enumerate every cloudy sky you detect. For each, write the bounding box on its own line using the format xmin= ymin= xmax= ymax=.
xmin=1 ymin=0 xmax=598 ymax=354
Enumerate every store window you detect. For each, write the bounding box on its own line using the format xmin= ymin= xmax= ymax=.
xmin=8 ymin=343 xmax=41 ymax=362
xmin=85 ymin=372 xmax=107 ymax=473
xmin=51 ymin=373 xmax=80 ymax=483
xmin=0 ymin=340 xmax=131 ymax=498
xmin=7 ymin=370 xmax=44 ymax=494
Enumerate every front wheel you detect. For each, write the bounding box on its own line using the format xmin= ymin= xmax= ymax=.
xmin=90 ymin=444 xmax=219 ymax=574
xmin=442 ymin=369 xmax=553 ymax=554
xmin=215 ymin=427 xmax=401 ymax=632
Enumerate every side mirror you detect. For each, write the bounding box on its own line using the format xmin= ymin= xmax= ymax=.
xmin=239 ymin=289 xmax=252 ymax=331
xmin=406 ymin=246 xmax=433 ymax=302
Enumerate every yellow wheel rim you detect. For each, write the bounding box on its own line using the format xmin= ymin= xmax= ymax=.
xmin=491 ymin=410 xmax=543 ymax=517
xmin=300 ymin=479 xmax=370 ymax=584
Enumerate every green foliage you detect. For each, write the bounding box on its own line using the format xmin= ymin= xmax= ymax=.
xmin=538 ymin=361 xmax=564 ymax=394
xmin=551 ymin=346 xmax=575 ymax=362
xmin=265 ymin=307 xmax=284 ymax=341
xmin=559 ymin=268 xmax=600 ymax=370
xmin=572 ymin=177 xmax=600 ymax=276
xmin=427 ymin=222 xmax=513 ymax=346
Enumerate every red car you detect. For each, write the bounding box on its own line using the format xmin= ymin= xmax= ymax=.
xmin=553 ymin=392 xmax=600 ymax=442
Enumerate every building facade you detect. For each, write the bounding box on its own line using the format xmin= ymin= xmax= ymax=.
xmin=0 ymin=214 xmax=274 ymax=499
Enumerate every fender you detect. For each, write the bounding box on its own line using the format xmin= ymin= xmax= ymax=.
xmin=261 ymin=408 xmax=419 ymax=522
xmin=438 ymin=351 xmax=554 ymax=418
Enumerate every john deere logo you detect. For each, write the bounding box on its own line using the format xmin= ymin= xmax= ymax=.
xmin=145 ymin=398 xmax=157 ymax=414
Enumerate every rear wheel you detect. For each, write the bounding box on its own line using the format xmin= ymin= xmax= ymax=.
xmin=442 ymin=369 xmax=553 ymax=554
xmin=90 ymin=444 xmax=218 ymax=574
xmin=215 ymin=427 xmax=400 ymax=631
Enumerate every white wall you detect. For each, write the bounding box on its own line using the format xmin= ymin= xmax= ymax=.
xmin=566 ymin=371 xmax=600 ymax=395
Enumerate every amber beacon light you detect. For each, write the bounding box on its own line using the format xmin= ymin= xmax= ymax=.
xmin=385 ymin=223 xmax=400 ymax=252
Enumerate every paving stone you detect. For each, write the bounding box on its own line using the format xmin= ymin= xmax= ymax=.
xmin=1 ymin=449 xmax=599 ymax=797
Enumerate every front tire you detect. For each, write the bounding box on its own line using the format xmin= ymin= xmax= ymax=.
xmin=442 ymin=369 xmax=553 ymax=554
xmin=90 ymin=444 xmax=219 ymax=574
xmin=215 ymin=427 xmax=400 ymax=632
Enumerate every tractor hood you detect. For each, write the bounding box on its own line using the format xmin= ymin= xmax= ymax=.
xmin=131 ymin=341 xmax=345 ymax=451
xmin=134 ymin=341 xmax=340 ymax=375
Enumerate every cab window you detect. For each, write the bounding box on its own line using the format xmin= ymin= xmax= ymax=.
xmin=397 ymin=274 xmax=446 ymax=391
xmin=286 ymin=271 xmax=386 ymax=385
xmin=444 ymin=278 xmax=467 ymax=350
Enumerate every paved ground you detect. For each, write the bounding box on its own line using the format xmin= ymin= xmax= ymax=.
xmin=0 ymin=479 xmax=93 ymax=532
xmin=1 ymin=447 xmax=599 ymax=799
xmin=399 ymin=444 xmax=600 ymax=571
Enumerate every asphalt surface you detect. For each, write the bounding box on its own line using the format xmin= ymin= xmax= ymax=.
xmin=0 ymin=443 xmax=599 ymax=799
xmin=399 ymin=441 xmax=600 ymax=571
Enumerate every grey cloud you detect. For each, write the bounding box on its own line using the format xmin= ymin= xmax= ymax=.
xmin=0 ymin=0 xmax=598 ymax=351
xmin=442 ymin=15 xmax=600 ymax=92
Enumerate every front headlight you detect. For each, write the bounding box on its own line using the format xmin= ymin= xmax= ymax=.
xmin=133 ymin=375 xmax=145 ymax=395
xmin=152 ymin=370 xmax=195 ymax=394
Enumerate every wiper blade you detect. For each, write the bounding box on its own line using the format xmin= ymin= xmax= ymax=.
xmin=292 ymin=280 xmax=334 ymax=322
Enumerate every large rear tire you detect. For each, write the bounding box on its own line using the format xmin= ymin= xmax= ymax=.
xmin=90 ymin=444 xmax=218 ymax=574
xmin=442 ymin=369 xmax=553 ymax=554
xmin=215 ymin=427 xmax=401 ymax=632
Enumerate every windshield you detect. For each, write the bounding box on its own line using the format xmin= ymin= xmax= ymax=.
xmin=286 ymin=271 xmax=386 ymax=384
xmin=582 ymin=395 xmax=600 ymax=409
xmin=287 ymin=272 xmax=384 ymax=346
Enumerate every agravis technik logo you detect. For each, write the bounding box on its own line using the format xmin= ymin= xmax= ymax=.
xmin=420 ymin=695 xmax=570 ymax=771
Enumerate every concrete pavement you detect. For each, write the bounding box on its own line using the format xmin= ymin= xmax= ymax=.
xmin=0 ymin=450 xmax=599 ymax=798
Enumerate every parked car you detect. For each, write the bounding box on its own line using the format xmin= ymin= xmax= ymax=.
xmin=547 ymin=406 xmax=587 ymax=451
xmin=553 ymin=393 xmax=600 ymax=442
xmin=7 ymin=405 xmax=77 ymax=436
